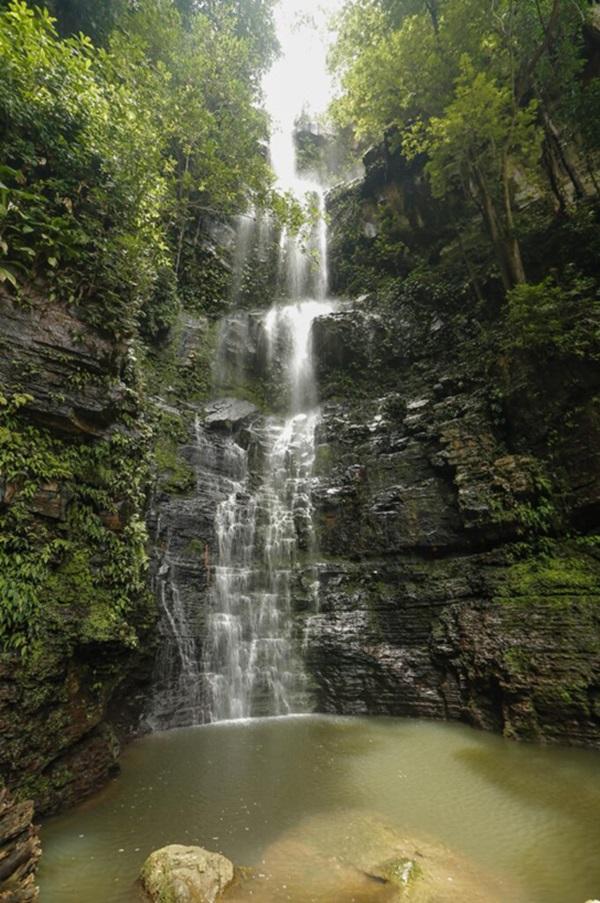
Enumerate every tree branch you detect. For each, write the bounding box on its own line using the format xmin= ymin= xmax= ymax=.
xmin=516 ymin=0 xmax=562 ymax=100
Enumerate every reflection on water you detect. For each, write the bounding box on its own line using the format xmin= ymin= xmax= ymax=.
xmin=39 ymin=717 xmax=600 ymax=903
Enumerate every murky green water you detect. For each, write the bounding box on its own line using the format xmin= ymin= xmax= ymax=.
xmin=39 ymin=716 xmax=600 ymax=902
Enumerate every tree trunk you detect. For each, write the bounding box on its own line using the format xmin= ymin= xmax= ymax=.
xmin=471 ymin=165 xmax=514 ymax=292
xmin=542 ymin=110 xmax=587 ymax=201
xmin=542 ymin=133 xmax=568 ymax=212
xmin=501 ymin=156 xmax=527 ymax=286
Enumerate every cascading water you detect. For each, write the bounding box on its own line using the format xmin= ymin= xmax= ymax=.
xmin=198 ymin=2 xmax=341 ymax=722
xmin=203 ymin=294 xmax=333 ymax=720
xmin=148 ymin=0 xmax=342 ymax=727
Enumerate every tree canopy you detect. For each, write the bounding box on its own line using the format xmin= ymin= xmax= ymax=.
xmin=0 ymin=0 xmax=279 ymax=335
xmin=330 ymin=0 xmax=600 ymax=289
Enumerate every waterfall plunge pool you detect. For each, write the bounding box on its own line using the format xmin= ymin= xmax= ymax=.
xmin=39 ymin=716 xmax=600 ymax=903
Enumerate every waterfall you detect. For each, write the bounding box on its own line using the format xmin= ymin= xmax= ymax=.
xmin=201 ymin=64 xmax=335 ymax=718
xmin=148 ymin=0 xmax=341 ymax=728
xmin=203 ymin=295 xmax=332 ymax=721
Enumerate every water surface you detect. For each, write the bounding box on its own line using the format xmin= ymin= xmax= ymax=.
xmin=39 ymin=716 xmax=600 ymax=902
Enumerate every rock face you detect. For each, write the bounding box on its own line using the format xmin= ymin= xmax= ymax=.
xmin=146 ymin=278 xmax=600 ymax=747
xmin=0 ymin=290 xmax=132 ymax=436
xmin=302 ymin=292 xmax=600 ymax=746
xmin=0 ymin=784 xmax=40 ymax=902
xmin=140 ymin=845 xmax=234 ymax=903
xmin=0 ymin=286 xmax=156 ymax=816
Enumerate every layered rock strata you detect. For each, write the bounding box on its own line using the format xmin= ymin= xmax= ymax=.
xmin=302 ymin=298 xmax=600 ymax=746
xmin=0 ymin=784 xmax=40 ymax=903
xmin=0 ymin=288 xmax=155 ymax=815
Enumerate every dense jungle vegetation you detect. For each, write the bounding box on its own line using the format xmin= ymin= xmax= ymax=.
xmin=0 ymin=0 xmax=281 ymax=337
xmin=328 ymin=0 xmax=600 ymax=342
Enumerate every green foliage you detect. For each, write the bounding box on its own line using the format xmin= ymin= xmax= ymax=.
xmin=7 ymin=0 xmax=129 ymax=44
xmin=180 ymin=0 xmax=279 ymax=76
xmin=0 ymin=0 xmax=282 ymax=333
xmin=332 ymin=0 xmax=590 ymax=150
xmin=178 ymin=243 xmax=232 ymax=316
xmin=138 ymin=265 xmax=180 ymax=343
xmin=505 ymin=270 xmax=600 ymax=359
xmin=330 ymin=0 xmax=597 ymax=289
xmin=385 ymin=263 xmax=467 ymax=310
xmin=414 ymin=60 xmax=542 ymax=203
xmin=496 ymin=543 xmax=600 ymax=607
xmin=0 ymin=1 xmax=169 ymax=334
xmin=327 ymin=184 xmax=417 ymax=296
xmin=0 ymin=392 xmax=152 ymax=654
xmin=487 ymin=462 xmax=559 ymax=538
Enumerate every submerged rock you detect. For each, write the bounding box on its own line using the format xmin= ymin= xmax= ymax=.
xmin=140 ymin=844 xmax=234 ymax=903
xmin=224 ymin=810 xmax=521 ymax=902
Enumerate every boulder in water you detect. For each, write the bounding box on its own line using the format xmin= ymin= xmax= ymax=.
xmin=140 ymin=844 xmax=234 ymax=903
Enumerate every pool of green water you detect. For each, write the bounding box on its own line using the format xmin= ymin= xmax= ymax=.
xmin=38 ymin=716 xmax=600 ymax=902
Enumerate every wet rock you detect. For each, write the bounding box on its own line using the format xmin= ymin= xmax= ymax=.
xmin=312 ymin=308 xmax=389 ymax=379
xmin=0 ymin=288 xmax=131 ymax=437
xmin=227 ymin=811 xmax=519 ymax=902
xmin=204 ymin=398 xmax=259 ymax=430
xmin=0 ymin=279 xmax=156 ymax=821
xmin=28 ymin=482 xmax=70 ymax=521
xmin=0 ymin=480 xmax=20 ymax=509
xmin=0 ymin=649 xmax=126 ymax=815
xmin=304 ymin=539 xmax=600 ymax=745
xmin=140 ymin=844 xmax=234 ymax=903
xmin=301 ymin=278 xmax=600 ymax=746
xmin=0 ymin=784 xmax=40 ymax=902
xmin=213 ymin=311 xmax=265 ymax=384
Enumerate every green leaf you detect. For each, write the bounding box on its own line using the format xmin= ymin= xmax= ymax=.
xmin=0 ymin=266 xmax=18 ymax=288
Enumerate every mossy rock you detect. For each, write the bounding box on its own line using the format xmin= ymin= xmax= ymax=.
xmin=374 ymin=856 xmax=423 ymax=889
xmin=155 ymin=435 xmax=196 ymax=496
xmin=140 ymin=844 xmax=234 ymax=903
xmin=494 ymin=543 xmax=600 ymax=607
